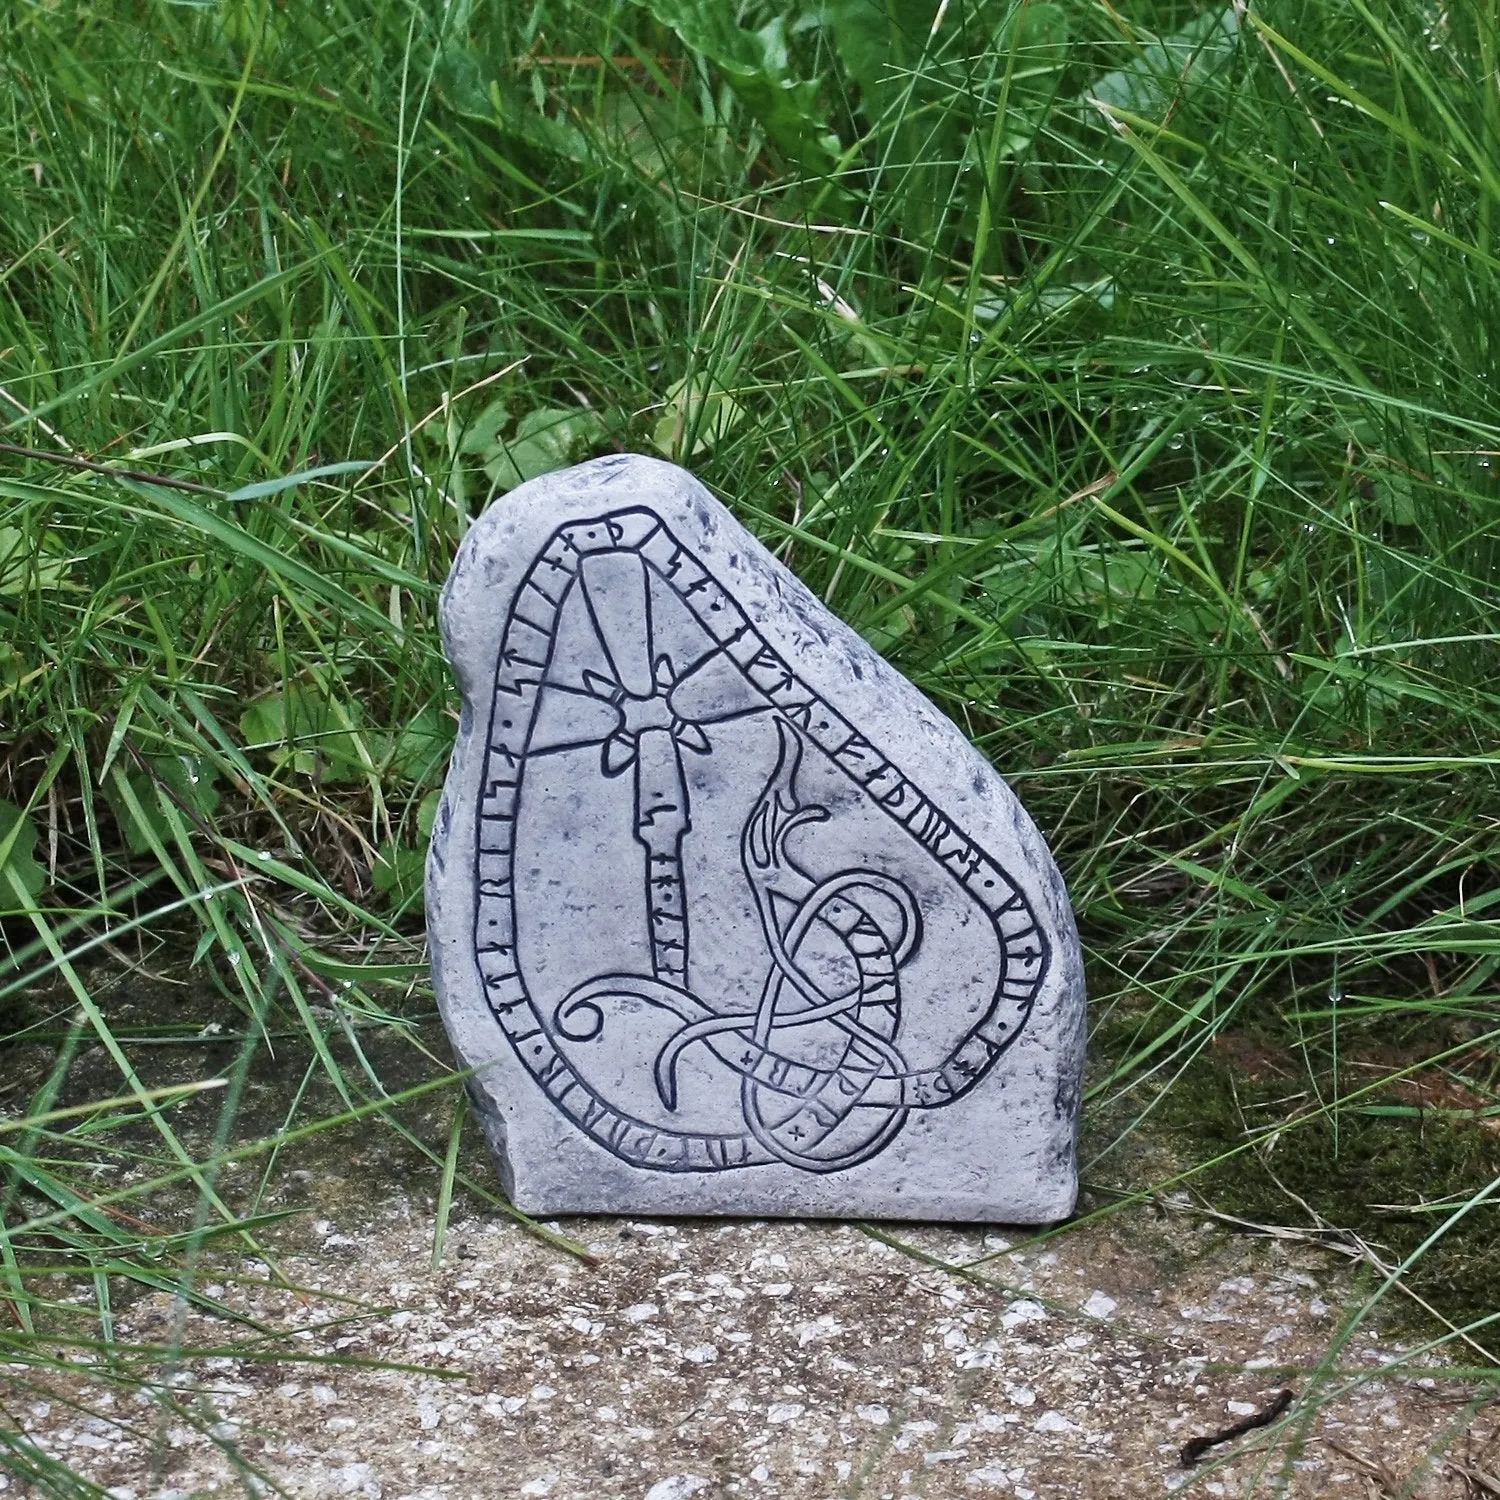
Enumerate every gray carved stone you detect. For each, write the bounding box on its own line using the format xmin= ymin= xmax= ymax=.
xmin=427 ymin=455 xmax=1085 ymax=1223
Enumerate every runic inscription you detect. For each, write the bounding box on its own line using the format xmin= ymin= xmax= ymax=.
xmin=470 ymin=508 xmax=1049 ymax=1174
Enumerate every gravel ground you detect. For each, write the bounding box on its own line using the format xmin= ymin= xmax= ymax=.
xmin=9 ymin=1194 xmax=1491 ymax=1500
xmin=4 ymin=983 xmax=1492 ymax=1499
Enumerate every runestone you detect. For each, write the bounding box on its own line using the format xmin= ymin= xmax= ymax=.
xmin=428 ymin=455 xmax=1084 ymax=1222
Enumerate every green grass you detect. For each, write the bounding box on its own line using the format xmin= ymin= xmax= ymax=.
xmin=2 ymin=0 xmax=1500 ymax=1489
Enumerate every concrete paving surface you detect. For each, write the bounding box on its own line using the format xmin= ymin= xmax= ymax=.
xmin=9 ymin=1193 xmax=1491 ymax=1499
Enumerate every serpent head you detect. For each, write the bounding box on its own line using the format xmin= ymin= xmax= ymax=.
xmin=741 ymin=718 xmax=826 ymax=908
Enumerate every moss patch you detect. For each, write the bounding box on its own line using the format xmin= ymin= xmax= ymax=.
xmin=1158 ymin=1037 xmax=1500 ymax=1334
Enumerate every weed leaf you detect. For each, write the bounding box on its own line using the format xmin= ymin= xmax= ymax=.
xmin=482 ymin=406 xmax=609 ymax=493
xmin=0 ymin=801 xmax=45 ymax=904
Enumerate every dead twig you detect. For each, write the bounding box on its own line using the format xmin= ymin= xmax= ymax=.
xmin=1163 ymin=1193 xmax=1500 ymax=1366
xmin=0 ymin=440 xmax=223 ymax=495
xmin=1181 ymin=1388 xmax=1294 ymax=1467
xmin=1447 ymin=1458 xmax=1500 ymax=1498
xmin=1324 ymin=1436 xmax=1406 ymax=1497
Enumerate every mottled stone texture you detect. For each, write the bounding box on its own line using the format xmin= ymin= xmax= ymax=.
xmin=428 ymin=456 xmax=1084 ymax=1222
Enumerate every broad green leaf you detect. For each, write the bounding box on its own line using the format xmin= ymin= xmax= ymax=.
xmin=1085 ymin=6 xmax=1240 ymax=120
xmin=651 ymin=375 xmax=746 ymax=459
xmin=432 ymin=38 xmax=492 ymax=118
xmin=1004 ymin=3 xmax=1070 ymax=120
xmin=389 ymin=705 xmax=455 ymax=786
xmin=1013 ymin=2 xmax=1069 ymax=67
xmin=860 ymin=605 xmax=914 ymax=654
xmin=107 ymin=755 xmax=222 ymax=856
xmin=636 ymin=0 xmax=840 ymax=173
xmin=825 ymin=0 xmax=1068 ymax=245
xmin=596 ymin=91 xmax=699 ymax=182
xmin=0 ymin=526 xmax=71 ymax=595
xmin=0 ymin=801 xmax=46 ymax=904
xmin=1372 ymin=468 xmax=1421 ymax=527
xmin=372 ymin=838 xmax=426 ymax=912
xmin=217 ymin=0 xmax=286 ymax=59
xmin=458 ymin=397 xmax=510 ymax=456
xmin=0 ymin=801 xmax=45 ymax=902
xmin=487 ymin=79 xmax=594 ymax=165
xmin=436 ymin=46 xmax=592 ymax=165
xmin=484 ymin=407 xmax=609 ymax=493
xmin=239 ymin=684 xmax=371 ymax=783
xmin=824 ymin=0 xmax=938 ymax=113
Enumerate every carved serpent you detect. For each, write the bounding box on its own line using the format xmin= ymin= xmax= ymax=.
xmin=471 ymin=507 xmax=1049 ymax=1173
